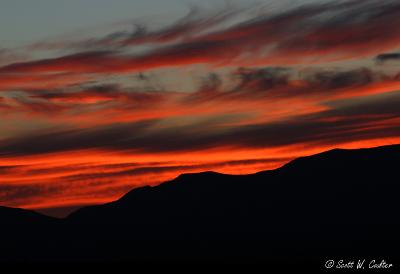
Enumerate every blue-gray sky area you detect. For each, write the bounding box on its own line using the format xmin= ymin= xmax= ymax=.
xmin=0 ymin=0 xmax=399 ymax=215
xmin=0 ymin=0 xmax=330 ymax=46
xmin=1 ymin=0 xmax=184 ymax=45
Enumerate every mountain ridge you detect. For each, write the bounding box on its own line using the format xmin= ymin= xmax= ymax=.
xmin=1 ymin=143 xmax=400 ymax=266
xmin=3 ymin=144 xmax=398 ymax=220
xmin=68 ymin=143 xmax=400 ymax=219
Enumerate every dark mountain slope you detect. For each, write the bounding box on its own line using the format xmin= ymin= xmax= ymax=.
xmin=0 ymin=206 xmax=55 ymax=225
xmin=1 ymin=144 xmax=400 ymax=266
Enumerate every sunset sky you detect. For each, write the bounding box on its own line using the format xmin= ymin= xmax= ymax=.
xmin=1 ymin=0 xmax=400 ymax=217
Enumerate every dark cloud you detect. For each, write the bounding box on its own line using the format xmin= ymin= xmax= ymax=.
xmin=32 ymin=84 xmax=120 ymax=100
xmin=304 ymin=68 xmax=375 ymax=90
xmin=0 ymin=119 xmax=157 ymax=156
xmin=0 ymin=184 xmax=46 ymax=203
xmin=227 ymin=67 xmax=378 ymax=100
xmin=272 ymin=0 xmax=400 ymax=59
xmin=127 ymin=0 xmax=400 ymax=65
xmin=12 ymin=97 xmax=69 ymax=115
xmin=186 ymin=67 xmax=391 ymax=103
xmin=120 ymin=5 xmax=244 ymax=47
xmin=198 ymin=73 xmax=223 ymax=94
xmin=183 ymin=73 xmax=223 ymax=103
xmin=0 ymin=165 xmax=22 ymax=174
xmin=232 ymin=67 xmax=291 ymax=93
xmin=375 ymin=52 xmax=400 ymax=63
xmin=29 ymin=84 xmax=167 ymax=105
xmin=324 ymin=90 xmax=400 ymax=118
xmin=0 ymin=51 xmax=118 ymax=74
xmin=1 ymin=90 xmax=400 ymax=156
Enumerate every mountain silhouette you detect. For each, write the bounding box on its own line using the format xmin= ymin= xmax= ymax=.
xmin=1 ymin=144 xmax=400 ymax=268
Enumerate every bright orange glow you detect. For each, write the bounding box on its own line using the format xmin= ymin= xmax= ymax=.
xmin=2 ymin=135 xmax=400 ymax=213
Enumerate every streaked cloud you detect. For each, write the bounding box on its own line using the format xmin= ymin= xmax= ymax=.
xmin=1 ymin=0 xmax=400 ymax=215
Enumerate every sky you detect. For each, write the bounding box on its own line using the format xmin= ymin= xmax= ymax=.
xmin=1 ymin=0 xmax=400 ymax=217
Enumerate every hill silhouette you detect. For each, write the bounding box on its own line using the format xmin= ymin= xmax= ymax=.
xmin=1 ymin=144 xmax=400 ymax=268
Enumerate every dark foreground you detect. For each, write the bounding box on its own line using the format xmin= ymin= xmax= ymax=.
xmin=1 ymin=144 xmax=400 ymax=271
